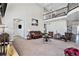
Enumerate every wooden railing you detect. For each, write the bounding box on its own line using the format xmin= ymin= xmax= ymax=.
xmin=67 ymin=3 xmax=79 ymax=12
xmin=44 ymin=3 xmax=79 ymax=20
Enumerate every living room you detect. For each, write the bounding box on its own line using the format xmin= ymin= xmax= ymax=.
xmin=0 ymin=3 xmax=79 ymax=56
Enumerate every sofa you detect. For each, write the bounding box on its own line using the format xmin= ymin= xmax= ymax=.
xmin=65 ymin=32 xmax=73 ymax=41
xmin=54 ymin=33 xmax=61 ymax=39
xmin=27 ymin=31 xmax=42 ymax=39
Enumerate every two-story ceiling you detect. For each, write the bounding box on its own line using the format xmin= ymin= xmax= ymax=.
xmin=37 ymin=3 xmax=68 ymax=12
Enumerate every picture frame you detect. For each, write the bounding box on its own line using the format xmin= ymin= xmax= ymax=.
xmin=32 ymin=18 xmax=38 ymax=26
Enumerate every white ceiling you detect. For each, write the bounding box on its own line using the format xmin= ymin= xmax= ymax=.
xmin=37 ymin=3 xmax=68 ymax=12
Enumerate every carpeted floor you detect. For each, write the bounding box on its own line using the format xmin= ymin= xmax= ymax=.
xmin=13 ymin=36 xmax=79 ymax=56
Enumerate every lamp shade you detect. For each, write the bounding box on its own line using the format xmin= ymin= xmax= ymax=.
xmin=28 ymin=28 xmax=32 ymax=32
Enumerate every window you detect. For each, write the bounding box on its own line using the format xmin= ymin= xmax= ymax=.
xmin=18 ymin=25 xmax=22 ymax=29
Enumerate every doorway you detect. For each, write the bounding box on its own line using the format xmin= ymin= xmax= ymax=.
xmin=13 ymin=19 xmax=25 ymax=37
xmin=76 ymin=25 xmax=79 ymax=44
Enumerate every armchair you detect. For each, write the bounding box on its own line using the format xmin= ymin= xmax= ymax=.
xmin=61 ymin=32 xmax=73 ymax=42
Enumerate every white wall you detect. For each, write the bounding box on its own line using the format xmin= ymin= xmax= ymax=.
xmin=67 ymin=7 xmax=79 ymax=34
xmin=2 ymin=3 xmax=44 ymax=40
xmin=46 ymin=16 xmax=67 ymax=35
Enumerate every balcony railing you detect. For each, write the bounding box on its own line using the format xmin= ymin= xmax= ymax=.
xmin=44 ymin=3 xmax=79 ymax=20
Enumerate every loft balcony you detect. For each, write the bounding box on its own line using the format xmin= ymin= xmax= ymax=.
xmin=44 ymin=3 xmax=79 ymax=20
